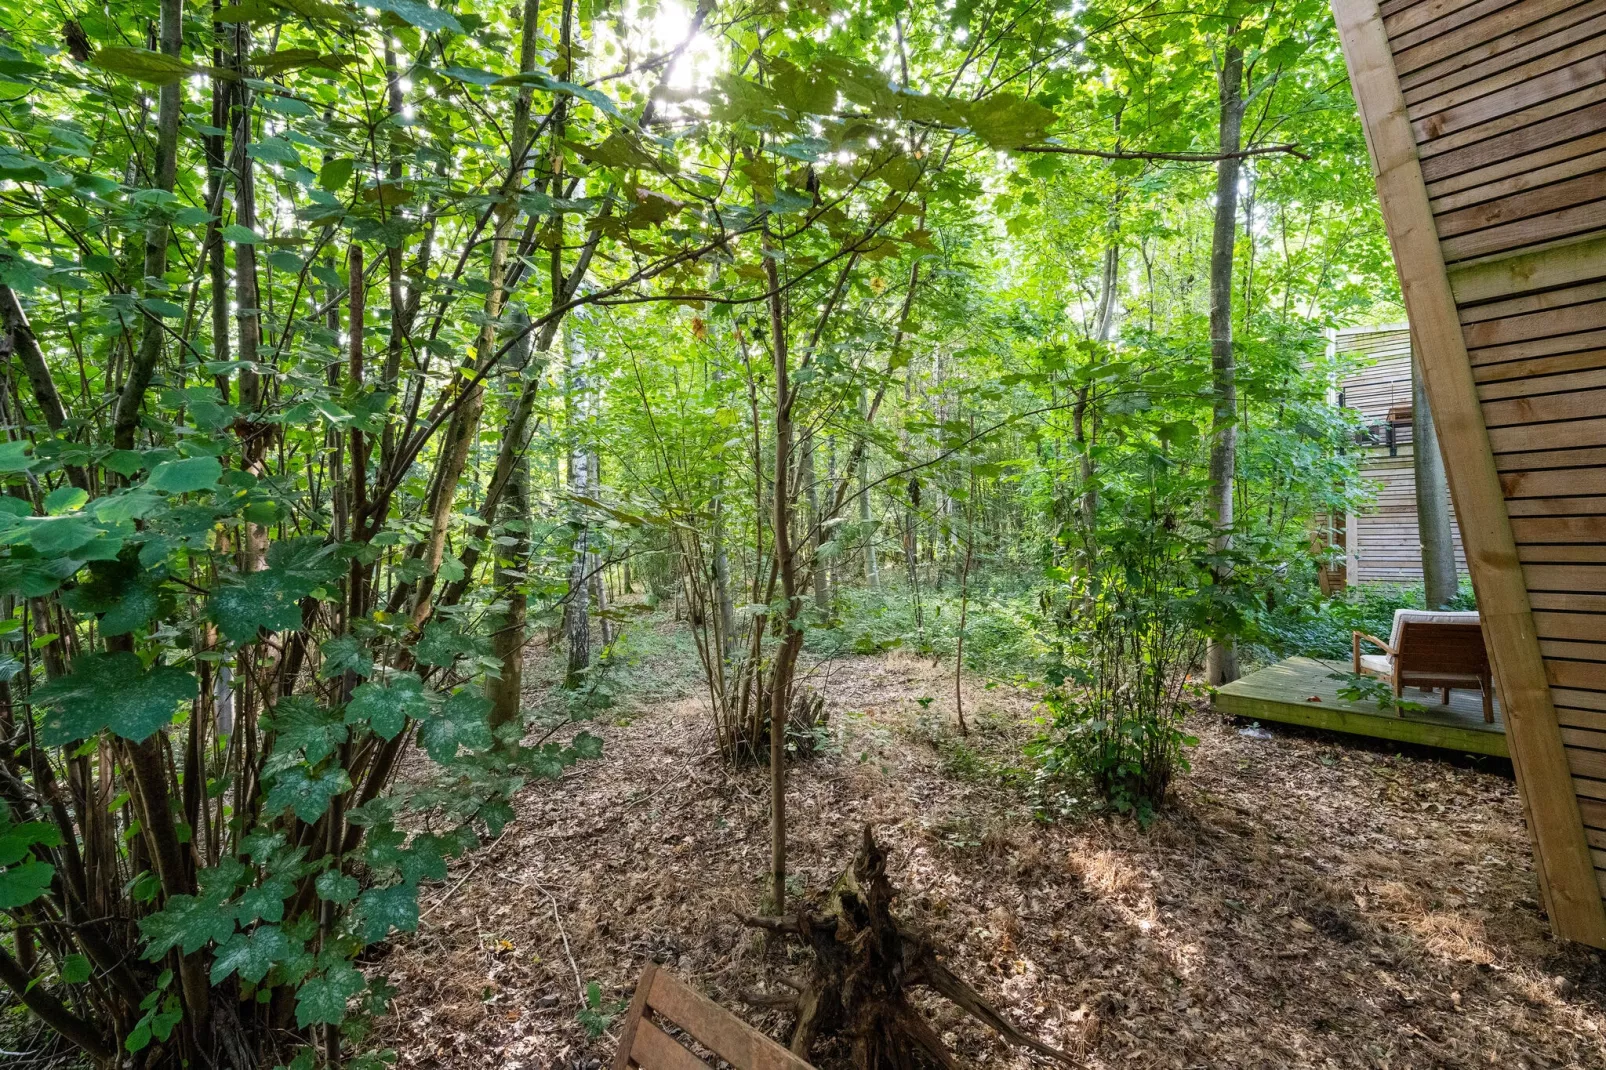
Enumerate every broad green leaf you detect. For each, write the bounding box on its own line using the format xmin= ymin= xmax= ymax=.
xmin=148 ymin=456 xmax=222 ymax=493
xmin=207 ymin=570 xmax=305 ymax=644
xmin=33 ymin=653 xmax=197 ymax=746
xmin=0 ymin=440 xmax=33 ymax=473
xmin=221 ymin=224 xmax=260 ymax=244
xmin=315 ymin=869 xmax=359 ymax=903
xmin=139 ymin=893 xmax=236 ymax=957
xmin=0 ymin=820 xmax=62 ymax=866
xmin=264 ymin=697 xmax=347 ymax=763
xmin=211 ymin=925 xmax=292 ymax=985
xmin=235 ymin=874 xmax=295 ymax=925
xmin=412 ymin=621 xmax=485 ymax=667
xmin=965 ymin=94 xmax=1059 ymax=149
xmin=61 ymin=953 xmax=91 ymax=984
xmin=294 ymin=961 xmax=367 ymax=1027
xmin=318 ymin=635 xmax=373 ymax=680
xmin=262 ymin=764 xmax=351 ymax=823
xmin=0 ymin=859 xmax=53 ymax=907
xmin=418 ymin=690 xmax=492 ymax=762
xmin=356 ymin=882 xmax=419 ymax=942
xmin=370 ymin=0 xmax=463 ymax=34
xmin=43 ymin=486 xmax=87 ymax=514
xmin=91 ymin=47 xmax=194 ymax=86
xmin=346 ymin=673 xmax=428 ymax=741
xmin=318 ymin=157 xmax=354 ymax=192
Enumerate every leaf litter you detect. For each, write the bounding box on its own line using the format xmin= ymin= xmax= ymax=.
xmin=375 ymin=630 xmax=1606 ymax=1069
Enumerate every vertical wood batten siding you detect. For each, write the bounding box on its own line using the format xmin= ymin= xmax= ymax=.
xmin=1335 ymin=0 xmax=1606 ymax=947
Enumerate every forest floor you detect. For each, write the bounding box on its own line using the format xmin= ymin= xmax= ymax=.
xmin=376 ymin=615 xmax=1606 ymax=1070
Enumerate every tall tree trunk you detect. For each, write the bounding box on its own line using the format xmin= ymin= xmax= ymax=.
xmin=564 ymin=326 xmax=592 ymax=688
xmin=803 ymin=431 xmax=828 ymax=614
xmin=764 ymin=228 xmax=802 ymax=913
xmin=488 ymin=310 xmax=534 ymax=737
xmin=112 ymin=0 xmax=183 ymax=451
xmin=858 ymin=386 xmax=878 ymax=586
xmin=1413 ymin=348 xmax=1458 ymax=608
xmin=1206 ymin=34 xmax=1245 ymax=687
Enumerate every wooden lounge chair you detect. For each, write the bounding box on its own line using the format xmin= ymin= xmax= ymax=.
xmin=1353 ymin=609 xmax=1494 ymax=723
xmin=613 ymin=962 xmax=817 ymax=1070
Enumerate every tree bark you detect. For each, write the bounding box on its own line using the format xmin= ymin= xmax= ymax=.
xmin=112 ymin=0 xmax=183 ymax=451
xmin=1206 ymin=33 xmax=1245 ymax=687
xmin=1413 ymin=348 xmax=1458 ymax=608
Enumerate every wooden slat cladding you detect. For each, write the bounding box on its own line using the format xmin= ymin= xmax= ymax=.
xmin=1393 ymin=0 xmax=1597 ymax=76
xmin=1412 ymin=47 xmax=1606 ymax=141
xmin=1406 ymin=12 xmax=1606 ymax=112
xmin=1340 ymin=0 xmax=1606 ymax=947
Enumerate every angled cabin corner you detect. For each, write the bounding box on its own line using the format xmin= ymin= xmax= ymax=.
xmin=1331 ymin=0 xmax=1606 ymax=947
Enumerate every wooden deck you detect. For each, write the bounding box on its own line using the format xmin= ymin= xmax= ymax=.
xmin=1213 ymin=656 xmax=1507 ymax=758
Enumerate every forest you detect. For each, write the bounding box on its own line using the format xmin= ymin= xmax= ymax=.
xmin=1 ymin=0 xmax=1603 ymax=1068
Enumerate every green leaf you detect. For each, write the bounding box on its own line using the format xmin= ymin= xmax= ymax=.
xmin=0 ymin=820 xmax=61 ymax=866
xmin=33 ymin=653 xmax=197 ymax=746
xmin=570 ymin=730 xmax=603 ymax=760
xmin=61 ymin=953 xmax=91 ymax=984
xmin=91 ymin=47 xmax=195 ymax=87
xmin=294 ymin=961 xmax=367 ymax=1027
xmin=43 ymin=486 xmax=87 ymax=515
xmin=0 ymin=440 xmax=35 ymax=473
xmin=369 ymin=0 xmax=463 ymax=34
xmin=418 ymin=690 xmax=492 ymax=762
xmin=356 ymin=882 xmax=419 ymax=942
xmin=318 ymin=636 xmax=373 ymax=680
xmin=234 ymin=874 xmax=295 ymax=925
xmin=0 ymin=859 xmax=53 ymax=908
xmin=319 ymin=157 xmax=355 ymax=192
xmin=221 ymin=224 xmax=260 ymax=244
xmin=211 ymin=925 xmax=292 ymax=985
xmin=140 ymin=893 xmax=236 ymax=958
xmin=346 ymin=673 xmax=428 ymax=741
xmin=148 ymin=456 xmax=223 ymax=493
xmin=248 ymin=137 xmax=301 ymax=166
xmin=262 ymin=763 xmax=351 ymax=823
xmin=315 ymin=869 xmax=359 ymax=904
xmin=207 ymin=570 xmax=305 ymax=644
xmin=17 ymin=516 xmax=100 ymax=555
xmin=264 ymin=696 xmax=347 ymax=763
xmin=412 ymin=620 xmax=484 ymax=667
xmin=965 ymin=94 xmax=1059 ymax=149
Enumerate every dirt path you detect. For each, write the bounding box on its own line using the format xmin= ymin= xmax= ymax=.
xmin=377 ymin=625 xmax=1606 ymax=1069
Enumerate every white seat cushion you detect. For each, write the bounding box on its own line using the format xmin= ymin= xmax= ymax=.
xmin=1359 ymin=653 xmax=1393 ymax=676
xmin=1390 ymin=609 xmax=1480 ymax=648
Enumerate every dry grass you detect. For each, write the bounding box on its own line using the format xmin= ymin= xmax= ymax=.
xmin=374 ymin=630 xmax=1606 ymax=1069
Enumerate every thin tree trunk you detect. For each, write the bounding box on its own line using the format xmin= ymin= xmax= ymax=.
xmin=1413 ymin=348 xmax=1458 ymax=608
xmin=112 ymin=0 xmax=183 ymax=451
xmin=858 ymin=387 xmax=878 ymax=586
xmin=1206 ymin=34 xmax=1245 ymax=687
xmin=488 ymin=310 xmax=534 ymax=737
xmin=764 ymin=227 xmax=802 ymax=913
xmin=564 ymin=327 xmax=592 ymax=688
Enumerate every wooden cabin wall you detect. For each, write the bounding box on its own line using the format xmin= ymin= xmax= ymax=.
xmin=1335 ymin=0 xmax=1606 ymax=946
xmin=1335 ymin=327 xmax=1471 ymax=584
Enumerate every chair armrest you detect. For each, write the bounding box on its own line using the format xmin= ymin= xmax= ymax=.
xmin=1353 ymin=631 xmax=1391 ymax=674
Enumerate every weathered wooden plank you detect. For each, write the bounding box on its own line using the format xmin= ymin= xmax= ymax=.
xmin=1560 ymin=707 xmax=1606 ymax=733
xmin=1570 ymin=746 xmax=1606 ymax=780
xmin=1451 ymin=232 xmax=1606 ymax=305
xmin=1521 ymin=543 xmax=1606 ymax=563
xmin=1463 ymin=301 xmax=1606 ymax=349
xmin=1545 ymin=639 xmax=1606 ymax=662
xmin=1480 ymin=367 xmax=1606 ymax=402
xmin=1442 ymin=199 xmax=1606 ymax=263
xmin=1505 ymin=466 xmax=1606 ymax=498
xmin=1489 ymin=416 xmax=1606 ymax=453
xmin=1414 ymin=50 xmax=1606 ymax=141
xmin=1508 ymin=496 xmax=1606 ymax=517
xmin=1532 ymin=591 xmax=1606 ymax=612
xmin=1421 ymin=100 xmax=1606 ymax=184
xmin=1403 ymin=1 xmax=1606 ymax=93
xmin=1550 ymin=659 xmax=1606 ymax=691
xmin=632 ymin=1021 xmax=713 ymax=1070
xmin=1390 ymin=0 xmax=1549 ymax=54
xmin=1418 ymin=83 xmax=1606 ymax=165
xmin=1431 ymin=130 xmax=1606 ymax=204
xmin=1334 ymin=0 xmax=1606 ymax=947
xmin=1408 ymin=15 xmax=1606 ymax=113
xmin=1434 ymin=147 xmax=1606 ymax=217
xmin=645 ymin=969 xmax=815 ymax=1070
xmin=1525 ymin=564 xmax=1606 ymax=592
xmin=1469 ymin=330 xmax=1606 ymax=370
xmin=1555 ymin=687 xmax=1606 ymax=713
xmin=1384 ymin=0 xmax=1504 ymax=39
xmin=1395 ymin=0 xmax=1598 ymax=77
xmin=1512 ymin=516 xmax=1606 ymax=543
xmin=1437 ymin=172 xmax=1606 ymax=242
xmin=1483 ymin=386 xmax=1606 ymax=427
xmin=1478 ymin=351 xmax=1606 ymax=387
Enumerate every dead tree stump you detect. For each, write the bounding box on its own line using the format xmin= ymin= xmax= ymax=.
xmin=744 ymin=826 xmax=1072 ymax=1069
